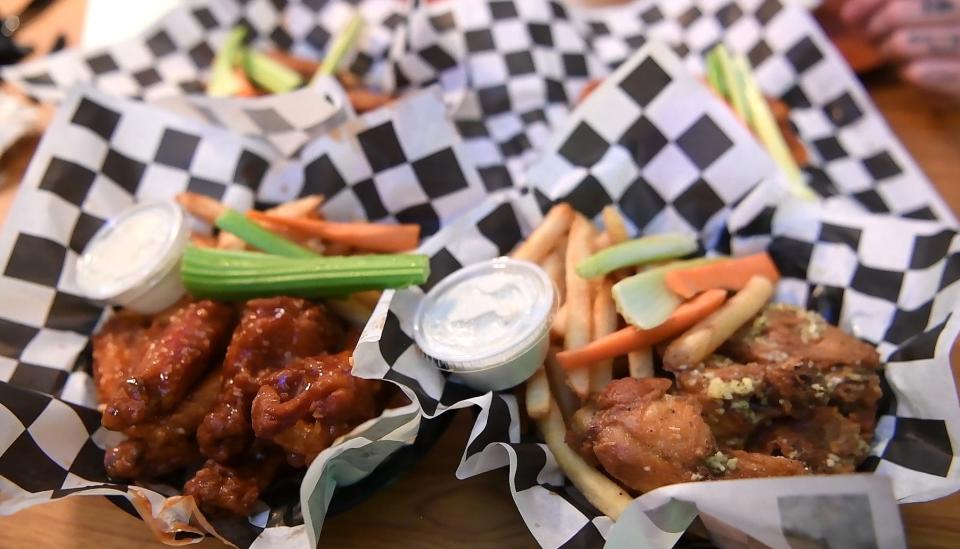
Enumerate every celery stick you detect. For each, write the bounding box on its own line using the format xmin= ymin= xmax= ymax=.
xmin=714 ymin=45 xmax=750 ymax=125
xmin=735 ymin=56 xmax=815 ymax=200
xmin=612 ymin=258 xmax=718 ymax=329
xmin=315 ymin=13 xmax=364 ymax=80
xmin=207 ymin=27 xmax=247 ymax=97
xmin=214 ymin=209 xmax=316 ymax=258
xmin=705 ymin=48 xmax=726 ymax=100
xmin=180 ymin=246 xmax=429 ymax=300
xmin=244 ymin=50 xmax=304 ymax=93
xmin=576 ymin=233 xmax=697 ymax=279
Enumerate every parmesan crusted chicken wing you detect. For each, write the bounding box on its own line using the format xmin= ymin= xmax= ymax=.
xmin=570 ymin=378 xmax=808 ymax=493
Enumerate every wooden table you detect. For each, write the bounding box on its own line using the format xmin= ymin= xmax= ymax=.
xmin=0 ymin=2 xmax=958 ymax=548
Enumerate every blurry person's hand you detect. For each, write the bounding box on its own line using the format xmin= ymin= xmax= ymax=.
xmin=843 ymin=0 xmax=960 ymax=96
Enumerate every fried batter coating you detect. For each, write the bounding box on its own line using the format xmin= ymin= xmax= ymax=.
xmin=100 ymin=300 xmax=236 ymax=430
xmin=197 ymin=298 xmax=345 ymax=462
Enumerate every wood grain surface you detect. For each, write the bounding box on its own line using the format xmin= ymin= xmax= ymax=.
xmin=0 ymin=1 xmax=958 ymax=547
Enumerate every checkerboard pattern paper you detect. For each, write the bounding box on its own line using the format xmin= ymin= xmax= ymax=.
xmin=354 ymin=182 xmax=959 ymax=548
xmin=570 ymin=0 xmax=955 ymax=222
xmin=152 ymin=79 xmax=348 ymax=158
xmin=394 ymin=0 xmax=607 ymax=191
xmin=0 ymin=82 xmax=484 ymax=547
xmin=525 ymin=42 xmax=774 ymax=241
xmin=1 ymin=0 xmax=406 ymax=103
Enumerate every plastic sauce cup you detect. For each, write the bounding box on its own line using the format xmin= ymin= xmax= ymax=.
xmin=75 ymin=202 xmax=189 ymax=314
xmin=412 ymin=257 xmax=558 ymax=392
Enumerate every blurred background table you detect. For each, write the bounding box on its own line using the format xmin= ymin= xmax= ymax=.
xmin=0 ymin=0 xmax=958 ymax=547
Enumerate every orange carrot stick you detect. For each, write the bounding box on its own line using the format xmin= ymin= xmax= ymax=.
xmin=664 ymin=253 xmax=780 ymax=300
xmin=247 ymin=211 xmax=419 ymax=253
xmin=234 ymin=67 xmax=260 ymax=97
xmin=556 ymin=289 xmax=727 ymax=371
xmin=266 ymin=50 xmax=321 ymax=79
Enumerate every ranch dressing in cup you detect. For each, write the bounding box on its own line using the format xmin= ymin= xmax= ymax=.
xmin=413 ymin=257 xmax=558 ymax=392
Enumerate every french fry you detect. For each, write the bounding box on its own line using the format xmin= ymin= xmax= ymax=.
xmin=590 ymin=280 xmax=616 ymax=393
xmin=525 ymin=367 xmax=551 ymax=420
xmin=663 ymin=276 xmax=774 ymax=371
xmin=601 ymin=205 xmax=630 ymax=245
xmin=628 ymin=347 xmax=654 ymax=379
xmin=216 ymin=232 xmax=247 ymax=250
xmin=593 ymin=231 xmax=611 ymax=251
xmin=551 ymin=302 xmax=568 ymax=340
xmin=512 ymin=203 xmax=575 ymax=264
xmin=190 ymin=233 xmax=218 ymax=248
xmin=538 ymin=403 xmax=633 ymax=519
xmin=540 ymin=248 xmax=565 ymax=300
xmin=564 ymin=215 xmax=594 ymax=398
xmin=265 ymin=195 xmax=325 ymax=218
xmin=176 ymin=192 xmax=226 ymax=225
xmin=543 ymin=350 xmax=582 ymax=427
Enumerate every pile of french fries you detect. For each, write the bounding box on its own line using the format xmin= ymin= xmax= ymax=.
xmin=514 ymin=203 xmax=779 ymax=519
xmin=512 ymin=203 xmax=638 ymax=518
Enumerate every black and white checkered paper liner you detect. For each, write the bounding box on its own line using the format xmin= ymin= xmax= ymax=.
xmin=525 ymin=41 xmax=775 ymax=243
xmin=2 ymin=0 xmax=406 ymax=102
xmin=569 ymin=0 xmax=955 ymax=223
xmin=353 ymin=177 xmax=959 ymax=547
xmin=0 ymin=80 xmax=487 ymax=546
xmin=389 ymin=0 xmax=955 ymax=224
xmin=1 ymin=0 xmax=408 ymax=159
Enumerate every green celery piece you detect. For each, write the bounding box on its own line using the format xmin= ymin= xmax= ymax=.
xmin=612 ymin=258 xmax=719 ymax=329
xmin=576 ymin=233 xmax=698 ymax=279
xmin=705 ymin=48 xmax=727 ymax=100
xmin=214 ymin=210 xmax=317 ymax=258
xmin=180 ymin=246 xmax=429 ymax=300
xmin=244 ymin=50 xmax=304 ymax=93
xmin=315 ymin=12 xmax=364 ymax=80
xmin=207 ymin=27 xmax=248 ymax=97
xmin=734 ymin=55 xmax=815 ymax=201
xmin=714 ymin=44 xmax=750 ymax=125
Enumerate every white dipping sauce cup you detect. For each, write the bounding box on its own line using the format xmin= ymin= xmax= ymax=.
xmin=412 ymin=257 xmax=558 ymax=392
xmin=75 ymin=202 xmax=189 ymax=314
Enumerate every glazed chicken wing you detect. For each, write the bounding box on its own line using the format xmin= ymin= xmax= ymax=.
xmin=183 ymin=445 xmax=284 ymax=516
xmin=570 ymin=378 xmax=807 ymax=493
xmin=101 ymin=300 xmax=236 ymax=430
xmin=251 ymin=348 xmax=385 ymax=467
xmin=92 ymin=312 xmax=151 ymax=404
xmin=104 ymin=369 xmax=223 ymax=480
xmin=198 ymin=297 xmax=345 ymax=462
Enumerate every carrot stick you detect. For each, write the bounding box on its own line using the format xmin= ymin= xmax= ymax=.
xmin=664 ymin=253 xmax=779 ymax=300
xmin=233 ymin=67 xmax=260 ymax=97
xmin=266 ymin=50 xmax=321 ymax=79
xmin=247 ymin=211 xmax=419 ymax=253
xmin=556 ymin=289 xmax=727 ymax=371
